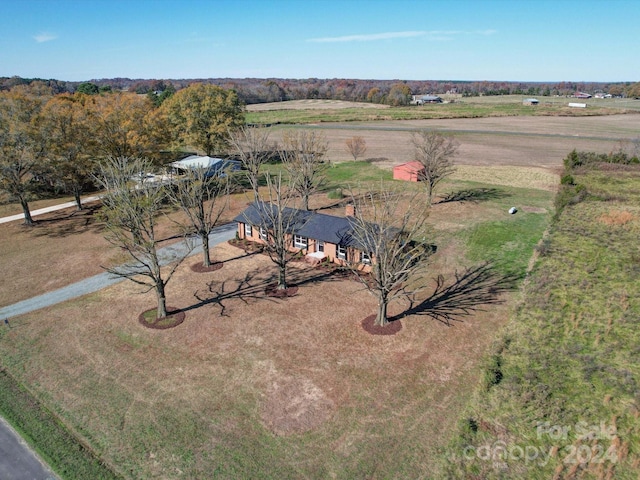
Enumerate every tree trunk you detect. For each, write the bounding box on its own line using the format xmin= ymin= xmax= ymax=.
xmin=302 ymin=193 xmax=309 ymax=211
xmin=375 ymin=296 xmax=389 ymax=326
xmin=155 ymin=281 xmax=168 ymax=319
xmin=278 ymin=263 xmax=287 ymax=290
xmin=202 ymin=232 xmax=211 ymax=267
xmin=19 ymin=195 xmax=33 ymax=226
xmin=74 ymin=188 xmax=83 ymax=211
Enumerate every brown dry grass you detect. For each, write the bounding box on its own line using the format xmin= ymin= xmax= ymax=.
xmin=0 ymin=240 xmax=511 ymax=477
xmin=598 ymin=209 xmax=636 ymax=226
xmin=0 ymin=191 xmax=253 ymax=308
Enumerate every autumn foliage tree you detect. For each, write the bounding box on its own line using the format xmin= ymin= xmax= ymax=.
xmin=161 ymin=83 xmax=244 ymax=156
xmin=85 ymin=92 xmax=167 ymax=162
xmin=38 ymin=93 xmax=96 ymax=209
xmin=0 ymin=88 xmax=48 ymax=225
xmin=345 ymin=136 xmax=367 ymax=161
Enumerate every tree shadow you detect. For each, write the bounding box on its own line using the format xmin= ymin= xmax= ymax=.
xmin=437 ymin=187 xmax=511 ymax=204
xmin=182 ymin=261 xmax=345 ymax=317
xmin=390 ymin=263 xmax=521 ymax=325
xmin=30 ymin=204 xmax=104 ymax=238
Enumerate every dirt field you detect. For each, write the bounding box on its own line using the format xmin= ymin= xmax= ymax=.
xmin=247 ymin=99 xmax=389 ymax=111
xmin=267 ymin=112 xmax=640 ymax=168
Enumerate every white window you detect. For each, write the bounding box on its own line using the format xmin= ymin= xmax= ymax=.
xmin=337 ymin=244 xmax=346 ymax=260
xmin=316 ymin=241 xmax=324 ymax=253
xmin=260 ymin=227 xmax=268 ymax=241
xmin=361 ymin=251 xmax=371 ymax=264
xmin=245 ymin=224 xmax=252 ymax=237
xmin=294 ymin=235 xmax=307 ymax=249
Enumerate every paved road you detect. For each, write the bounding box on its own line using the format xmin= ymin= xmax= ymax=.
xmin=0 ymin=417 xmax=58 ymax=480
xmin=0 ymin=196 xmax=101 ymax=225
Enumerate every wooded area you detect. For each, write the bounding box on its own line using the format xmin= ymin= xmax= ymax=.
xmin=2 ymin=76 xmax=639 ymax=105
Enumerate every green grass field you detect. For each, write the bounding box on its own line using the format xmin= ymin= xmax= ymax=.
xmin=441 ymin=165 xmax=640 ymax=479
xmin=246 ymin=95 xmax=640 ymax=125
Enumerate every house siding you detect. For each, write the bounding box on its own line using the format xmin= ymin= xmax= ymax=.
xmin=235 ymin=221 xmax=372 ymax=272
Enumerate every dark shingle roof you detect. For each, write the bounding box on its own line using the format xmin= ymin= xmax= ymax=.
xmin=233 ymin=202 xmax=374 ymax=249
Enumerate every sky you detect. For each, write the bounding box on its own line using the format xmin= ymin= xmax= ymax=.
xmin=0 ymin=0 xmax=638 ymax=82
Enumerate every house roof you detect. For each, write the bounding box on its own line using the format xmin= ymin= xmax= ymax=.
xmin=233 ymin=202 xmax=394 ymax=250
xmin=394 ymin=161 xmax=425 ymax=173
xmin=170 ymin=155 xmax=224 ymax=170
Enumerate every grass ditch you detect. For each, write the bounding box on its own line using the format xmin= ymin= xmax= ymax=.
xmin=0 ymin=367 xmax=122 ymax=479
xmin=440 ymin=163 xmax=640 ymax=478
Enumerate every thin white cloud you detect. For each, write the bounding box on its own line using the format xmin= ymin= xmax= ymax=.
xmin=307 ymin=29 xmax=497 ymax=43
xmin=308 ymin=31 xmax=427 ymax=43
xmin=34 ymin=32 xmax=58 ymax=43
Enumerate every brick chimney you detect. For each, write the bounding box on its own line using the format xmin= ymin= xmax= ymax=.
xmin=345 ymin=204 xmax=356 ymax=217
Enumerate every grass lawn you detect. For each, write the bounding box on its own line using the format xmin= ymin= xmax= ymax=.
xmin=442 ymin=165 xmax=640 ymax=479
xmin=0 ymin=167 xmax=554 ymax=478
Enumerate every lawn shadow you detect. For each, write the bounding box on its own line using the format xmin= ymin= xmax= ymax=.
xmin=183 ymin=261 xmax=346 ymax=317
xmin=390 ymin=263 xmax=521 ymax=325
xmin=31 ymin=204 xmax=103 ymax=238
xmin=437 ymin=187 xmax=511 ymax=204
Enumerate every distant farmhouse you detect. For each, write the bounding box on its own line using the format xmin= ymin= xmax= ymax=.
xmin=573 ymin=91 xmax=592 ymax=99
xmin=411 ymin=94 xmax=443 ymax=105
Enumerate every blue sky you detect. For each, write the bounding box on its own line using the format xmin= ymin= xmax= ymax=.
xmin=0 ymin=0 xmax=637 ymax=82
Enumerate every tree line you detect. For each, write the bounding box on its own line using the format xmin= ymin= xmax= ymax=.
xmin=3 ymin=76 xmax=639 ymax=106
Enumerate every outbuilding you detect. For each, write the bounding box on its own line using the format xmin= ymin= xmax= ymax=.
xmin=393 ymin=161 xmax=425 ymax=182
xmin=169 ymin=155 xmax=240 ymax=177
xmin=523 ymin=98 xmax=539 ymax=105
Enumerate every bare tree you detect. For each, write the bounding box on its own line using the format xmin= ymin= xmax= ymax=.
xmin=411 ymin=129 xmax=459 ymax=205
xmin=345 ymin=135 xmax=367 ymax=161
xmin=227 ymin=125 xmax=274 ymax=202
xmin=241 ymin=173 xmax=308 ymax=290
xmin=345 ymin=189 xmax=432 ymax=326
xmin=168 ymin=166 xmax=229 ymax=268
xmin=96 ymin=157 xmax=193 ymax=319
xmin=281 ymin=129 xmax=328 ymax=210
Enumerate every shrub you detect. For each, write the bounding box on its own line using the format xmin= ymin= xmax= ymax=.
xmin=327 ymin=188 xmax=343 ymax=200
xmin=560 ymin=174 xmax=575 ymax=185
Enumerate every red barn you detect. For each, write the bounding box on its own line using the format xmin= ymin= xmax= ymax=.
xmin=393 ymin=161 xmax=425 ymax=182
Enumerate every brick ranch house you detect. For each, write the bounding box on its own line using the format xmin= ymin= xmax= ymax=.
xmin=233 ymin=203 xmax=377 ymax=272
